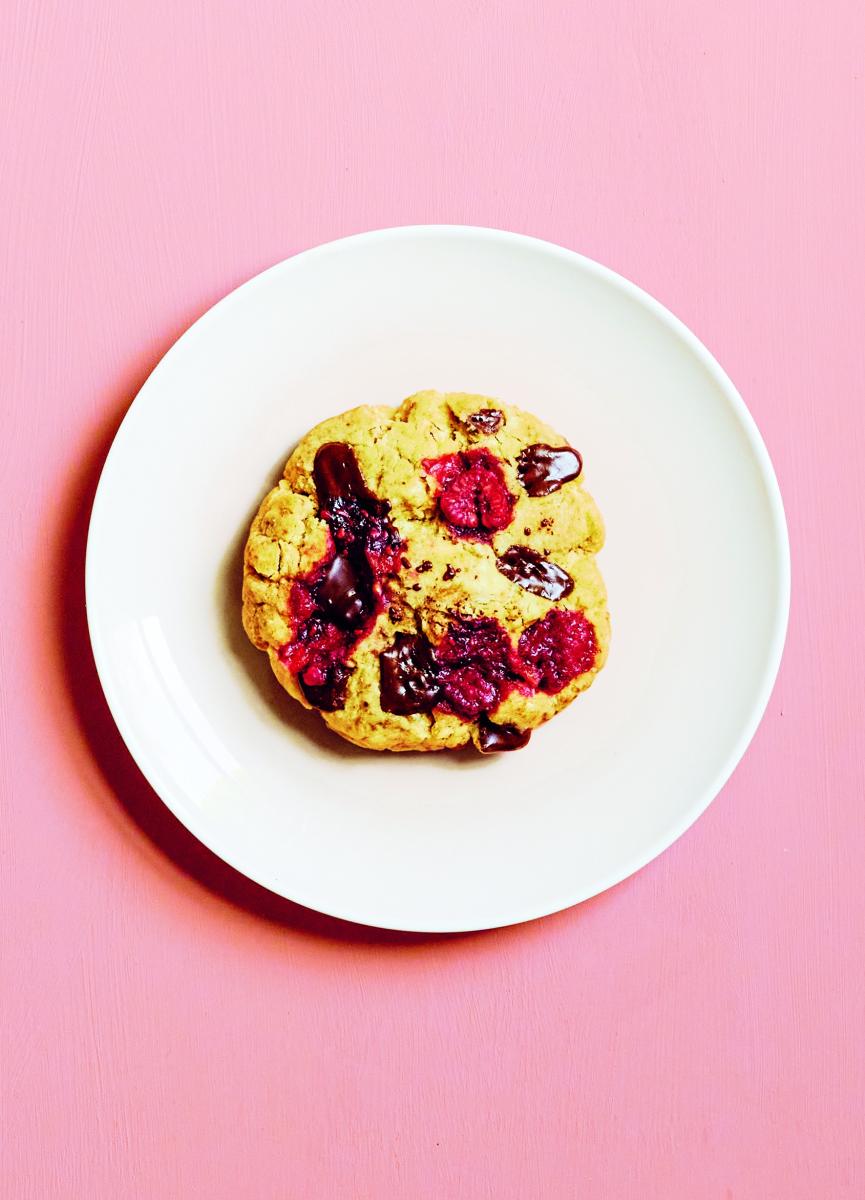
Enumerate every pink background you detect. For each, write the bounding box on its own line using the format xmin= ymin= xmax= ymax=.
xmin=2 ymin=2 xmax=864 ymax=1196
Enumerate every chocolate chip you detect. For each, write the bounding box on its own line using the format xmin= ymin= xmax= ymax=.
xmin=523 ymin=527 xmax=531 ymax=536
xmin=443 ymin=564 xmax=458 ymax=581
xmin=517 ymin=444 xmax=582 ymax=496
xmin=400 ymin=556 xmax=411 ymax=569
xmin=300 ymin=661 xmax=352 ymax=711
xmin=416 ymin=560 xmax=433 ymax=573
xmin=540 ymin=517 xmax=553 ymax=529
xmin=466 ymin=408 xmax=504 ymax=435
xmin=389 ymin=605 xmax=403 ymax=623
xmin=318 ymin=553 xmax=374 ymax=627
xmin=477 ymin=715 xmax=531 ymax=753
xmin=379 ymin=633 xmax=441 ymax=714
xmin=496 ymin=546 xmax=574 ymax=601
xmin=411 ymin=583 xmax=421 ymax=591
xmin=313 ymin=443 xmax=387 ymax=513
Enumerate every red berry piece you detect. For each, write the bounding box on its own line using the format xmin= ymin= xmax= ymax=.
xmin=518 ymin=609 xmax=597 ymax=694
xmin=423 ymin=449 xmax=515 ymax=540
xmin=436 ymin=616 xmax=526 ymax=717
xmin=438 ymin=664 xmax=500 ymax=718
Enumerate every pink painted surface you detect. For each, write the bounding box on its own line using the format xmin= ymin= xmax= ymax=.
xmin=2 ymin=1 xmax=863 ymax=1195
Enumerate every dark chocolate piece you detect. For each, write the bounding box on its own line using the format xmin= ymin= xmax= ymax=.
xmin=379 ymin=633 xmax=441 ymax=714
xmin=477 ymin=715 xmax=531 ymax=753
xmin=466 ymin=408 xmax=504 ymax=435
xmin=313 ymin=442 xmax=386 ymax=512
xmin=496 ymin=546 xmax=574 ymax=601
xmin=318 ymin=553 xmax=374 ymax=627
xmin=517 ymin=443 xmax=582 ymax=496
xmin=299 ymin=662 xmax=351 ymax=711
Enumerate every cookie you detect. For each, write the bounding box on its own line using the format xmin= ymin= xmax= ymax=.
xmin=242 ymin=391 xmax=609 ymax=753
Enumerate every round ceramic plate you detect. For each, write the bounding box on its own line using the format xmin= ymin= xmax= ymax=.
xmin=86 ymin=226 xmax=790 ymax=932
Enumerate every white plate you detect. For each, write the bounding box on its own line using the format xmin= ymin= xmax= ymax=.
xmin=86 ymin=226 xmax=790 ymax=932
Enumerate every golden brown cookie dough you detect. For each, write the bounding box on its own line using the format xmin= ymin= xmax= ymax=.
xmin=242 ymin=391 xmax=609 ymax=752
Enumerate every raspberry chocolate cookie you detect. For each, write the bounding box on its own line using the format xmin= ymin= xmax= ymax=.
xmin=242 ymin=391 xmax=609 ymax=753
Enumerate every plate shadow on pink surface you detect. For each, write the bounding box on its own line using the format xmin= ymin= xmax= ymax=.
xmin=57 ymin=349 xmax=606 ymax=946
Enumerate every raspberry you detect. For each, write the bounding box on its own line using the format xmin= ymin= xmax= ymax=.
xmin=436 ymin=616 xmax=526 ymax=717
xmin=439 ymin=665 xmax=500 ymax=718
xmin=289 ymin=582 xmax=318 ymax=625
xmin=423 ymin=449 xmax=515 ymax=540
xmin=279 ymin=613 xmax=348 ymax=674
xmin=518 ymin=609 xmax=597 ymax=694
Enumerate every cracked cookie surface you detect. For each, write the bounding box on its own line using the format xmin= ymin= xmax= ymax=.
xmin=242 ymin=390 xmax=609 ymax=752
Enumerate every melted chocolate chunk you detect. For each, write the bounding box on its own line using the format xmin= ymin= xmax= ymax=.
xmin=477 ymin=715 xmax=531 ymax=753
xmin=282 ymin=442 xmax=404 ymax=712
xmin=496 ymin=546 xmax=574 ymax=601
xmin=379 ymin=633 xmax=441 ymax=715
xmin=313 ymin=442 xmax=386 ymax=512
xmin=300 ymin=661 xmax=351 ymax=711
xmin=517 ymin=443 xmax=582 ymax=496
xmin=466 ymin=408 xmax=504 ymax=435
xmin=318 ymin=553 xmax=374 ymax=627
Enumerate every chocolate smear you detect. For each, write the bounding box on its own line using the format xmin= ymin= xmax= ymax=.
xmin=496 ymin=545 xmax=574 ymax=600
xmin=517 ymin=443 xmax=582 ymax=496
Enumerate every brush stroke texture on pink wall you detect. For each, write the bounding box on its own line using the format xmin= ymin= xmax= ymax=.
xmin=2 ymin=2 xmax=863 ymax=1196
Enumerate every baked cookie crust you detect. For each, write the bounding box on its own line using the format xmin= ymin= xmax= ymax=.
xmin=242 ymin=391 xmax=609 ymax=753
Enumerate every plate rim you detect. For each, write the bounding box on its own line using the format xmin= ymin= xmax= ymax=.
xmin=85 ymin=224 xmax=792 ymax=932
